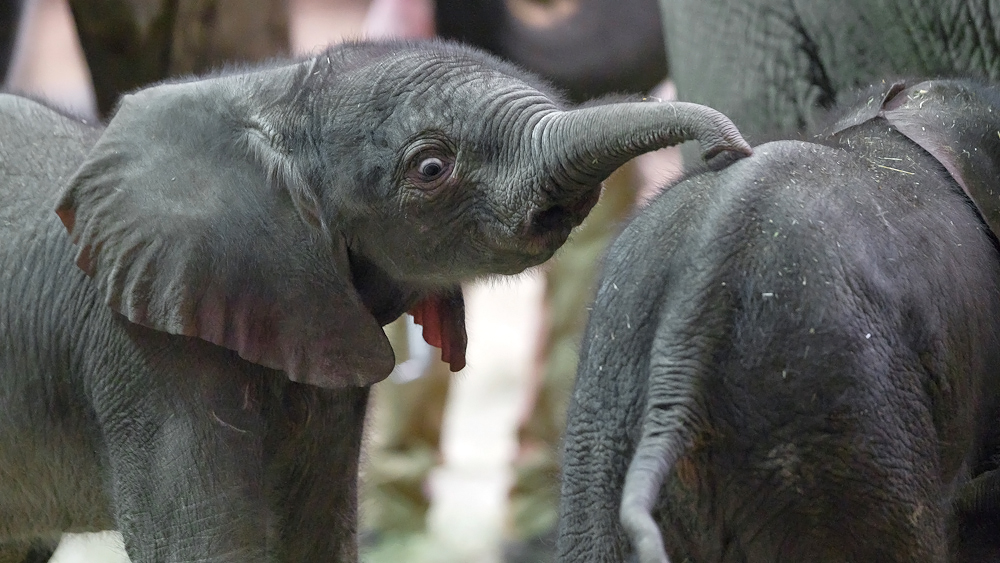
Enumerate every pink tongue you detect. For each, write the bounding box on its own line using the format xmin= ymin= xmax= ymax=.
xmin=409 ymin=294 xmax=467 ymax=372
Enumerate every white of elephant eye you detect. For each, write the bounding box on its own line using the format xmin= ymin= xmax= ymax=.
xmin=418 ymin=157 xmax=446 ymax=180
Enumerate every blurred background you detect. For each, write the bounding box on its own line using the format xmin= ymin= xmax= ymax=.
xmin=3 ymin=1 xmax=678 ymax=561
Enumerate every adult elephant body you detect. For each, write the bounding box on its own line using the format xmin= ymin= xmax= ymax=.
xmin=0 ymin=40 xmax=749 ymax=562
xmin=557 ymin=80 xmax=1000 ymax=562
xmin=660 ymin=0 xmax=1000 ymax=136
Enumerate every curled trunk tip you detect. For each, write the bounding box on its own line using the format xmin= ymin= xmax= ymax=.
xmin=696 ymin=107 xmax=752 ymax=159
xmin=544 ymin=100 xmax=751 ymax=186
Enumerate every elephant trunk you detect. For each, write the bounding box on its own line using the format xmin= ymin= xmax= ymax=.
xmin=540 ymin=100 xmax=750 ymax=187
xmin=955 ymin=468 xmax=1000 ymax=517
xmin=512 ymin=100 xmax=748 ymax=256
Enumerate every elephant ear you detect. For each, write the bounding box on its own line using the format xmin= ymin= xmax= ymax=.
xmin=828 ymin=81 xmax=907 ymax=134
xmin=879 ymin=80 xmax=1000 ymax=237
xmin=55 ymin=79 xmax=395 ymax=387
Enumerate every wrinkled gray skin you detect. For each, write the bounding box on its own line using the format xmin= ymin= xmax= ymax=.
xmin=660 ymin=0 xmax=1000 ymax=139
xmin=436 ymin=0 xmax=667 ymax=102
xmin=0 ymin=40 xmax=749 ymax=562
xmin=558 ymin=79 xmax=1000 ymax=562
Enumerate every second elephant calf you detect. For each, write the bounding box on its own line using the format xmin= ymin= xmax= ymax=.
xmin=558 ymin=79 xmax=1000 ymax=563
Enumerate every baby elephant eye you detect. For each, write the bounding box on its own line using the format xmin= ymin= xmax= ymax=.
xmin=418 ymin=157 xmax=447 ymax=180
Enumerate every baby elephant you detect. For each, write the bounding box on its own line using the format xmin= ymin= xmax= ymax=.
xmin=558 ymin=79 xmax=1000 ymax=562
xmin=0 ymin=40 xmax=750 ymax=562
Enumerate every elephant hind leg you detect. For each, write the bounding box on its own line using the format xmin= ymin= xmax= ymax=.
xmin=0 ymin=537 xmax=59 ymax=563
xmin=725 ymin=427 xmax=951 ymax=562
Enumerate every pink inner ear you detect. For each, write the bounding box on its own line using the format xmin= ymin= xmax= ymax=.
xmin=409 ymin=295 xmax=467 ymax=372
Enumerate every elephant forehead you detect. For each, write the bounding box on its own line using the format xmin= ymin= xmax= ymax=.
xmin=397 ymin=77 xmax=555 ymax=130
xmin=367 ymin=54 xmax=555 ymax=117
xmin=369 ymin=51 xmax=526 ymax=98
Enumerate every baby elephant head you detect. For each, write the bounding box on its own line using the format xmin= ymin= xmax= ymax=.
xmin=56 ymin=40 xmax=750 ymax=388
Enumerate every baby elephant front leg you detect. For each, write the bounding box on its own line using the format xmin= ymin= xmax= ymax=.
xmin=94 ymin=339 xmax=370 ymax=562
xmin=93 ymin=344 xmax=279 ymax=562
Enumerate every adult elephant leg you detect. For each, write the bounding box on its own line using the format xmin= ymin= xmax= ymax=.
xmin=67 ymin=0 xmax=289 ymax=117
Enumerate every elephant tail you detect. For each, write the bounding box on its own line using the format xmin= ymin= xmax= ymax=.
xmin=619 ymin=338 xmax=709 ymax=563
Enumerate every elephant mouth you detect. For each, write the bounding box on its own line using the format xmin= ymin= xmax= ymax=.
xmin=347 ymin=249 xmax=423 ymax=325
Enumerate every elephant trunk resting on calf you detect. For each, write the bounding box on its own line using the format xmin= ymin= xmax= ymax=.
xmin=558 ymin=79 xmax=1000 ymax=562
